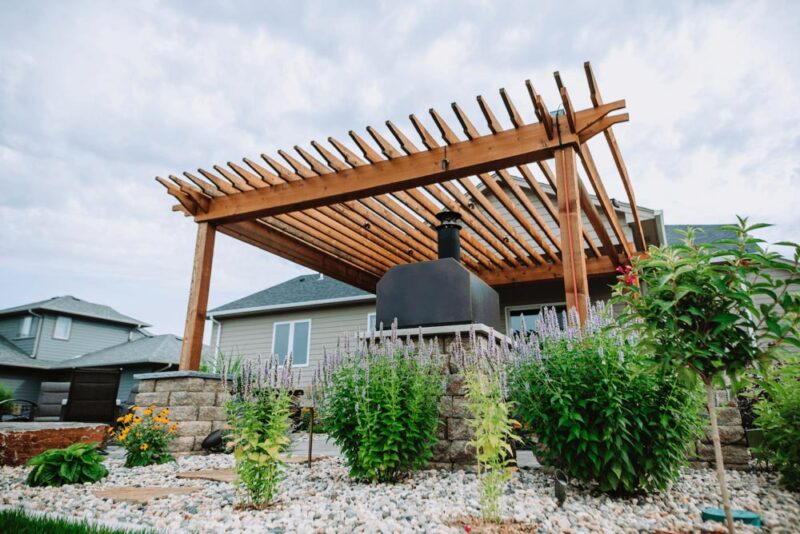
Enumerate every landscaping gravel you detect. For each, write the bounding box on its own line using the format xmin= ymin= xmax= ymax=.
xmin=1 ymin=454 xmax=798 ymax=533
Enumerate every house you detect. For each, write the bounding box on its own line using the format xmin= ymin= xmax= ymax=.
xmin=208 ymin=177 xmax=668 ymax=392
xmin=0 ymin=296 xmax=184 ymax=402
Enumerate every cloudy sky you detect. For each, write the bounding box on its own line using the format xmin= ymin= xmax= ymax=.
xmin=1 ymin=0 xmax=798 ymax=338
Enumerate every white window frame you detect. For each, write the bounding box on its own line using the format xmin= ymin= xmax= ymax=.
xmin=270 ymin=319 xmax=312 ymax=367
xmin=53 ymin=316 xmax=72 ymax=341
xmin=504 ymin=301 xmax=566 ymax=337
xmin=17 ymin=316 xmax=34 ymax=338
xmin=366 ymin=312 xmax=376 ymax=333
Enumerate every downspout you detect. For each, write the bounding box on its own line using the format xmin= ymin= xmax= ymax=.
xmin=210 ymin=316 xmax=223 ymax=371
xmin=29 ymin=309 xmax=44 ymax=359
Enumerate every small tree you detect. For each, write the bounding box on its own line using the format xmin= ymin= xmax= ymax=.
xmin=614 ymin=219 xmax=799 ymax=533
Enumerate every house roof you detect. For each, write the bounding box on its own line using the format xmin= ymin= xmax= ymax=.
xmin=665 ymin=224 xmax=756 ymax=251
xmin=0 ymin=296 xmax=150 ymax=327
xmin=208 ymin=274 xmax=374 ymax=317
xmin=54 ymin=334 xmax=183 ymax=368
xmin=0 ymin=335 xmax=52 ymax=369
xmin=0 ymin=333 xmax=186 ymax=370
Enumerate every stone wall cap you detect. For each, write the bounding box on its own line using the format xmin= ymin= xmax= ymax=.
xmin=133 ymin=371 xmax=229 ymax=381
xmin=358 ymin=323 xmax=511 ymax=343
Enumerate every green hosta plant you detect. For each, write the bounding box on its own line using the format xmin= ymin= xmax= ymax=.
xmin=465 ymin=367 xmax=519 ymax=523
xmin=316 ymin=337 xmax=445 ymax=482
xmin=508 ymin=303 xmax=702 ymax=495
xmin=614 ymin=219 xmax=800 ymax=532
xmin=26 ymin=442 xmax=108 ymax=487
xmin=224 ymin=356 xmax=295 ymax=509
xmin=754 ymin=357 xmax=800 ymax=490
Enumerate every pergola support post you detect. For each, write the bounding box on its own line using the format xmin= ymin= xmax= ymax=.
xmin=555 ymin=144 xmax=589 ymax=324
xmin=179 ymin=222 xmax=216 ymax=370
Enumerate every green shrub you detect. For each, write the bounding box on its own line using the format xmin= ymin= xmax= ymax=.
xmin=465 ymin=368 xmax=519 ymax=523
xmin=26 ymin=442 xmax=108 ymax=487
xmin=508 ymin=304 xmax=702 ymax=495
xmin=613 ymin=219 xmax=799 ymax=530
xmin=224 ymin=356 xmax=294 ymax=509
xmin=0 ymin=382 xmax=13 ymax=415
xmin=754 ymin=358 xmax=800 ymax=490
xmin=316 ymin=339 xmax=445 ymax=482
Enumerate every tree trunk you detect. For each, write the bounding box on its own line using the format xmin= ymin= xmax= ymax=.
xmin=705 ymin=379 xmax=735 ymax=533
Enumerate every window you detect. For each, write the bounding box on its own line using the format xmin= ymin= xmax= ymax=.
xmin=17 ymin=316 xmax=37 ymax=338
xmin=272 ymin=319 xmax=311 ymax=366
xmin=367 ymin=313 xmax=377 ymax=332
xmin=53 ymin=316 xmax=72 ymax=340
xmin=506 ymin=303 xmax=567 ymax=337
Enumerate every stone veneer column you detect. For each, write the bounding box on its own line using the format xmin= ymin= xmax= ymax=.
xmin=132 ymin=371 xmax=229 ymax=453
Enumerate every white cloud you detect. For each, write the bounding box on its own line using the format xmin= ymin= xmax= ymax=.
xmin=1 ymin=0 xmax=798 ymax=337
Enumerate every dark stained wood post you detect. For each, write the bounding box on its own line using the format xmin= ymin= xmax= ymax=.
xmin=179 ymin=222 xmax=216 ymax=371
xmin=555 ymin=144 xmax=589 ymax=324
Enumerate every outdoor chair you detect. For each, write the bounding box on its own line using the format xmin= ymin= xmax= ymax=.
xmin=0 ymin=381 xmax=71 ymax=422
xmin=34 ymin=381 xmax=71 ymax=422
xmin=61 ymin=368 xmax=122 ymax=425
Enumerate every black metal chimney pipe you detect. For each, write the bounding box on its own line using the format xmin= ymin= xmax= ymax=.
xmin=436 ymin=210 xmax=462 ymax=261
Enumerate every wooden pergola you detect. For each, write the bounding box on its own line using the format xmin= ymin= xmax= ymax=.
xmin=158 ymin=62 xmax=646 ymax=370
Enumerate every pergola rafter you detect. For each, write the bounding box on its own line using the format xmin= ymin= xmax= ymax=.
xmin=158 ymin=62 xmax=647 ymax=370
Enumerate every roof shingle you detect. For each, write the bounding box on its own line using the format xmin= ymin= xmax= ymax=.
xmin=0 ymin=296 xmax=149 ymax=327
xmin=209 ymin=274 xmax=373 ymax=315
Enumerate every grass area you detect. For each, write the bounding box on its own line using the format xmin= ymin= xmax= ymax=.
xmin=0 ymin=508 xmax=157 ymax=534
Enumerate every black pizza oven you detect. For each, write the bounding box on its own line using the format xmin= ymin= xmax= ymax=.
xmin=375 ymin=211 xmax=502 ymax=330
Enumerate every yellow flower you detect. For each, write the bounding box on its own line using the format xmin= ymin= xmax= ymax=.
xmin=133 ymin=416 xmax=141 ymax=425
xmin=116 ymin=416 xmax=124 ymax=422
xmin=124 ymin=413 xmax=133 ymax=424
xmin=142 ymin=408 xmax=152 ymax=416
xmin=140 ymin=443 xmax=149 ymax=451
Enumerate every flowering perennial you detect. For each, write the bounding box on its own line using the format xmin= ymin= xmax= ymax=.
xmin=110 ymin=405 xmax=177 ymax=467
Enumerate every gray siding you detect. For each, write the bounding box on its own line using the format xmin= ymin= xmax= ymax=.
xmin=0 ymin=315 xmax=35 ymax=354
xmin=0 ymin=367 xmax=45 ymax=402
xmin=217 ymin=303 xmax=376 ymax=390
xmin=35 ymin=313 xmax=132 ymax=362
xmin=478 ymin=182 xmax=639 ymax=256
xmin=497 ymin=274 xmax=617 ymax=335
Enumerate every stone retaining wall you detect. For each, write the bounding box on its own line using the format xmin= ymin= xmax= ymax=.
xmin=691 ymin=391 xmax=750 ymax=470
xmin=133 ymin=371 xmax=229 ymax=454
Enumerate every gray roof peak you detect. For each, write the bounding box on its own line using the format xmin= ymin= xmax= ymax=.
xmin=0 ymin=295 xmax=150 ymax=327
xmin=209 ymin=274 xmax=374 ymax=316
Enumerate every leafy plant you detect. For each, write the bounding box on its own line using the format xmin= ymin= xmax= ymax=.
xmin=110 ymin=405 xmax=177 ymax=467
xmin=753 ymin=357 xmax=800 ymax=490
xmin=508 ymin=304 xmax=702 ymax=495
xmin=316 ymin=338 xmax=445 ymax=482
xmin=613 ymin=219 xmax=800 ymax=531
xmin=200 ymin=350 xmax=243 ymax=375
xmin=223 ymin=356 xmax=295 ymax=508
xmin=465 ymin=368 xmax=519 ymax=523
xmin=26 ymin=442 xmax=108 ymax=487
xmin=0 ymin=382 xmax=13 ymax=415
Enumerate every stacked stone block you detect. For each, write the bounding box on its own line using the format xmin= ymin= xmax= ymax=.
xmin=133 ymin=372 xmax=229 ymax=453
xmin=691 ymin=391 xmax=750 ymax=470
xmin=429 ymin=359 xmax=478 ymax=469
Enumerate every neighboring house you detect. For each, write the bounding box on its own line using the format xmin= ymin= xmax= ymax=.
xmin=0 ymin=296 xmax=184 ymax=402
xmin=209 ymin=176 xmax=668 ymax=392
